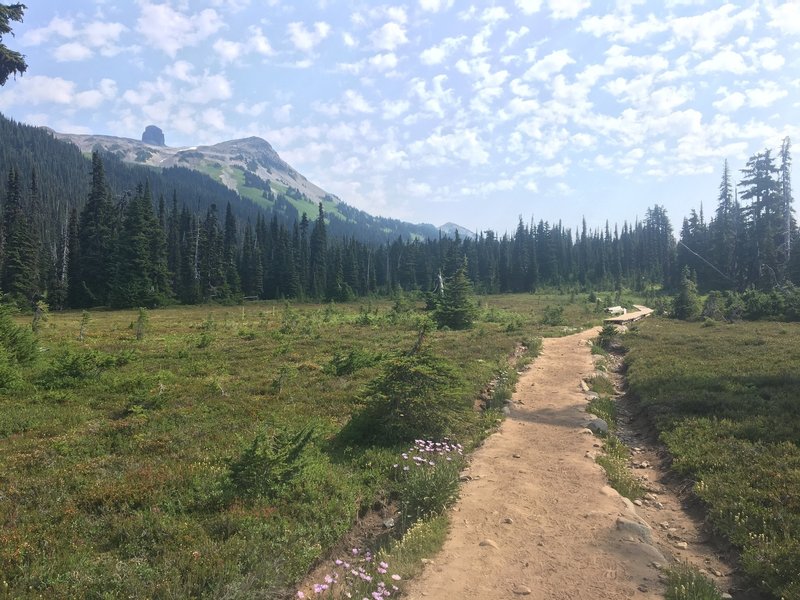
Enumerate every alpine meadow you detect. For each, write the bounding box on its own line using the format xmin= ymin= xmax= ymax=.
xmin=2 ymin=2 xmax=800 ymax=600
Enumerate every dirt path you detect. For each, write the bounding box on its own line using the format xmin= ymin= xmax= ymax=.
xmin=403 ymin=327 xmax=667 ymax=600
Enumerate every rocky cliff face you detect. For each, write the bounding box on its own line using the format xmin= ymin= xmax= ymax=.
xmin=142 ymin=125 xmax=165 ymax=146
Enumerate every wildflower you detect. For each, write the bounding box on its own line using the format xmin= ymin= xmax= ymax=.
xmin=352 ymin=548 xmax=360 ymax=555
xmin=379 ymin=561 xmax=389 ymax=569
xmin=297 ymin=593 xmax=306 ymax=599
xmin=335 ymin=559 xmax=343 ymax=566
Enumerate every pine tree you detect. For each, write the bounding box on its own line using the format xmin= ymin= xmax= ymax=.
xmin=76 ymin=152 xmax=114 ymax=307
xmin=0 ymin=3 xmax=27 ymax=86
xmin=309 ymin=203 xmax=327 ymax=298
xmin=434 ymin=260 xmax=478 ymax=329
xmin=1 ymin=167 xmax=37 ymax=303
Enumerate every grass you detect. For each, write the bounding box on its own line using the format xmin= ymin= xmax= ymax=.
xmin=664 ymin=564 xmax=723 ymax=600
xmin=0 ymin=294 xmax=593 ymax=598
xmin=587 ymin=395 xmax=644 ymax=501
xmin=624 ymin=317 xmax=800 ymax=599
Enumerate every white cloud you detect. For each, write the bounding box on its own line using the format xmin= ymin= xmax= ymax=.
xmin=137 ymin=3 xmax=223 ymax=57
xmin=410 ymin=74 xmax=457 ymax=118
xmin=288 ymin=21 xmax=331 ymax=52
xmin=713 ymin=88 xmax=746 ymax=113
xmin=55 ymin=42 xmax=92 ymax=62
xmin=670 ymin=4 xmax=758 ymax=53
xmin=767 ymin=1 xmax=800 ymax=35
xmin=420 ymin=36 xmax=466 ymax=65
xmin=22 ymin=16 xmax=76 ymax=45
xmin=382 ymin=99 xmax=410 ymax=119
xmin=164 ymin=60 xmax=196 ymax=82
xmin=235 ymin=101 xmax=268 ymax=116
xmin=274 ymin=104 xmax=293 ymax=122
xmin=523 ymin=49 xmax=575 ymax=80
xmin=515 ymin=0 xmax=543 ymax=14
xmin=481 ymin=7 xmax=511 ymax=23
xmin=185 ymin=74 xmax=233 ymax=104
xmin=419 ymin=0 xmax=454 ymax=12
xmin=695 ymin=49 xmax=749 ymax=74
xmin=249 ymin=27 xmax=275 ymax=56
xmin=0 ymin=75 xmax=76 ymax=109
xmin=410 ymin=128 xmax=490 ymax=166
xmin=760 ymin=52 xmax=785 ymax=70
xmin=549 ymin=0 xmax=591 ymax=20
xmin=213 ymin=39 xmax=244 ymax=63
xmin=370 ymin=22 xmax=408 ymax=51
xmin=745 ymin=81 xmax=789 ymax=108
xmin=369 ymin=52 xmax=398 ymax=71
xmin=343 ymin=89 xmax=374 ymax=114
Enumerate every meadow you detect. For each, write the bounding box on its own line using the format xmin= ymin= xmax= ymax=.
xmin=0 ymin=292 xmax=608 ymax=599
xmin=623 ymin=318 xmax=800 ymax=599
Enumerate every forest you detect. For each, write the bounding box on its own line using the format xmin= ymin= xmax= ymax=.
xmin=0 ymin=109 xmax=797 ymax=313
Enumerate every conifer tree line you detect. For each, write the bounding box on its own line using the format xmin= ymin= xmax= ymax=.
xmin=0 ymin=137 xmax=796 ymax=310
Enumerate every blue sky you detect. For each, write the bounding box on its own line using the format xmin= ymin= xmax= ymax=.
xmin=1 ymin=1 xmax=798 ymax=233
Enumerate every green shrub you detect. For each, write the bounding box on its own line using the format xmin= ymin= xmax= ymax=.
xmin=597 ymin=323 xmax=618 ymax=350
xmin=393 ymin=440 xmax=464 ymax=529
xmin=433 ymin=265 xmax=478 ymax=330
xmin=39 ymin=348 xmax=119 ymax=388
xmin=0 ymin=303 xmax=37 ymax=366
xmin=347 ymin=349 xmax=467 ymax=445
xmin=228 ymin=423 xmax=315 ymax=501
xmin=325 ymin=348 xmax=383 ymax=376
xmin=664 ymin=564 xmax=722 ymax=600
xmin=540 ymin=305 xmax=565 ymax=326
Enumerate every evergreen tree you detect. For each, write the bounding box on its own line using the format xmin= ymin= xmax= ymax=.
xmin=0 ymin=3 xmax=27 ymax=86
xmin=433 ymin=260 xmax=478 ymax=329
xmin=309 ymin=203 xmax=327 ymax=298
xmin=673 ymin=266 xmax=700 ymax=320
xmin=1 ymin=167 xmax=37 ymax=303
xmin=76 ymin=152 xmax=114 ymax=307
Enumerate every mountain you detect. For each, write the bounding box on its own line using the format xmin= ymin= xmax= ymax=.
xmin=439 ymin=222 xmax=475 ymax=239
xmin=53 ymin=128 xmax=440 ymax=242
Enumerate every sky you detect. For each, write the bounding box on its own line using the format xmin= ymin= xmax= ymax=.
xmin=1 ymin=1 xmax=799 ymax=234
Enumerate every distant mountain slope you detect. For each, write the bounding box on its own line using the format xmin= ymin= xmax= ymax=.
xmin=53 ymin=128 xmax=441 ymax=242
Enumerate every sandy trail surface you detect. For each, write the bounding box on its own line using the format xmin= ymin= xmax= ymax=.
xmin=403 ymin=327 xmax=666 ymax=600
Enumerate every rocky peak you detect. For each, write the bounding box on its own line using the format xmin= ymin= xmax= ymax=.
xmin=142 ymin=125 xmax=165 ymax=146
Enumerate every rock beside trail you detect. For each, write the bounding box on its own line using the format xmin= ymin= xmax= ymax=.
xmin=616 ymin=517 xmax=653 ymax=543
xmin=587 ymin=418 xmax=608 ymax=435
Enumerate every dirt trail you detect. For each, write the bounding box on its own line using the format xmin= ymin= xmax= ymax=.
xmin=403 ymin=327 xmax=667 ymax=600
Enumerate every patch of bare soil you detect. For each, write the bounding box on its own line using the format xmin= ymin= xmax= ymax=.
xmin=401 ymin=325 xmax=753 ymax=600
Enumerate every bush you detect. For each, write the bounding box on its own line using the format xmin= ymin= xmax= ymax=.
xmin=348 ymin=349 xmax=467 ymax=445
xmin=0 ymin=303 xmax=37 ymax=367
xmin=228 ymin=423 xmax=315 ymax=501
xmin=324 ymin=348 xmax=383 ymax=376
xmin=393 ymin=440 xmax=464 ymax=528
xmin=433 ymin=264 xmax=478 ymax=330
xmin=540 ymin=305 xmax=565 ymax=326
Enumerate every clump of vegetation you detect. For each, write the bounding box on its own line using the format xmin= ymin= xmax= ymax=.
xmin=672 ymin=266 xmax=701 ymax=320
xmin=664 ymin=564 xmax=723 ymax=600
xmin=596 ymin=323 xmax=619 ymax=351
xmin=228 ymin=423 xmax=315 ymax=501
xmin=540 ymin=304 xmax=565 ymax=325
xmin=432 ymin=263 xmax=479 ymax=330
xmin=626 ymin=319 xmax=800 ymax=598
xmin=348 ymin=347 xmax=468 ymax=445
xmin=325 ymin=348 xmax=383 ymax=376
xmin=392 ymin=439 xmax=465 ymax=529
xmin=587 ymin=396 xmax=644 ymax=501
